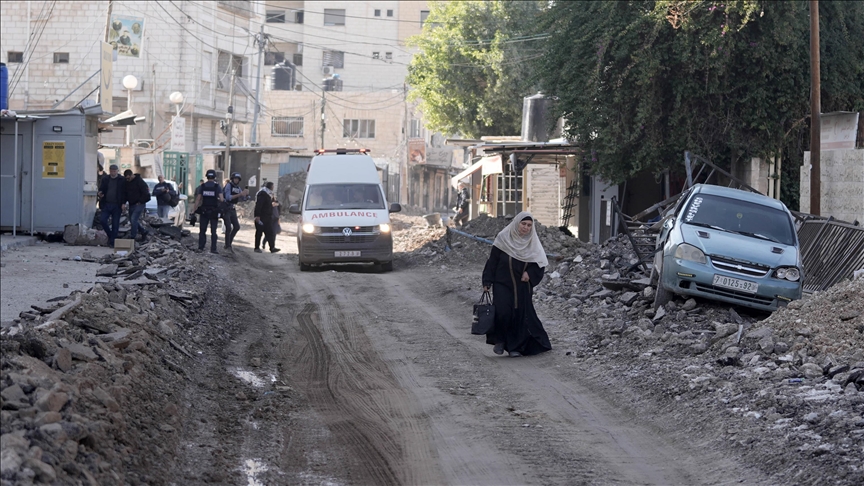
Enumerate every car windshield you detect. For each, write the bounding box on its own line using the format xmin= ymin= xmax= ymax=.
xmin=305 ymin=184 xmax=385 ymax=210
xmin=682 ymin=194 xmax=796 ymax=246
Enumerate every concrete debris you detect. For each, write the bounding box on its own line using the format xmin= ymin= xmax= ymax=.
xmin=395 ymin=212 xmax=864 ymax=485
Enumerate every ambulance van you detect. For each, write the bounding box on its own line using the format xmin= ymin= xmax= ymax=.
xmin=288 ymin=149 xmax=401 ymax=272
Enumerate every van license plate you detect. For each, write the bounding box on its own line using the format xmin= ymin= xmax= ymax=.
xmin=335 ymin=251 xmax=360 ymax=257
xmin=713 ymin=274 xmax=758 ymax=294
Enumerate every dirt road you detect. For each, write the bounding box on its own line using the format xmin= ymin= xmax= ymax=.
xmin=168 ymin=226 xmax=764 ymax=485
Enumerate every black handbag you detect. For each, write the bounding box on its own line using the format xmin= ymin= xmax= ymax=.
xmin=471 ymin=291 xmax=495 ymax=335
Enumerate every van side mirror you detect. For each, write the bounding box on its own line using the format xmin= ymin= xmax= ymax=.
xmin=288 ymin=204 xmax=301 ymax=215
xmin=388 ymin=203 xmax=402 ymax=213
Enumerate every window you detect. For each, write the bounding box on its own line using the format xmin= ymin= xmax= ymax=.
xmin=343 ymin=119 xmax=375 ymax=139
xmin=271 ymin=116 xmax=304 ymax=137
xmin=7 ymin=51 xmax=23 ymax=63
xmin=265 ymin=52 xmax=285 ymax=66
xmin=409 ymin=119 xmax=422 ymax=139
xmin=420 ymin=10 xmax=430 ymax=26
xmin=53 ymin=52 xmax=69 ymax=64
xmin=385 ymin=52 xmax=392 ymax=60
xmin=323 ymin=8 xmax=346 ymax=26
xmin=292 ymin=53 xmax=303 ymax=66
xmin=295 ymin=10 xmax=304 ymax=24
xmin=322 ymin=50 xmax=344 ymax=68
xmin=372 ymin=52 xmax=380 ymax=60
xmin=266 ymin=10 xmax=285 ymax=23
xmin=217 ymin=51 xmax=244 ymax=90
xmin=374 ymin=9 xmax=381 ymax=17
xmin=386 ymin=9 xmax=393 ymax=17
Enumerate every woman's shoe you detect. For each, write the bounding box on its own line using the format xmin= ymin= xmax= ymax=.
xmin=254 ymin=248 xmax=263 ymax=253
xmin=508 ymin=351 xmax=522 ymax=357
xmin=493 ymin=343 xmax=504 ymax=355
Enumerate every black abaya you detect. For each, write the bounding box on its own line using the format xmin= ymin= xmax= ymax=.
xmin=481 ymin=246 xmax=551 ymax=355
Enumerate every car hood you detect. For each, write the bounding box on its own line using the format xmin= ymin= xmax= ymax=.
xmin=303 ymin=209 xmax=389 ymax=226
xmin=680 ymin=225 xmax=799 ymax=266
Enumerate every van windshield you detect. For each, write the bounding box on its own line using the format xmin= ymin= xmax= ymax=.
xmin=306 ymin=184 xmax=385 ymax=210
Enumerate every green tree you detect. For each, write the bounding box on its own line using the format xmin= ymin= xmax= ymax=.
xmin=535 ymin=0 xmax=864 ymax=188
xmin=406 ymin=1 xmax=544 ymax=138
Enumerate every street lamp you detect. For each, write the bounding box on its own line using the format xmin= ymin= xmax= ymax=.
xmin=169 ymin=91 xmax=184 ymax=116
xmin=122 ymin=75 xmax=138 ymax=146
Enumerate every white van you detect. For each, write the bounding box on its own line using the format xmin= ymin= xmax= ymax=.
xmin=288 ymin=149 xmax=401 ymax=272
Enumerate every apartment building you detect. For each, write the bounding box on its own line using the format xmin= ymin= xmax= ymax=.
xmin=1 ymin=0 xmax=452 ymax=209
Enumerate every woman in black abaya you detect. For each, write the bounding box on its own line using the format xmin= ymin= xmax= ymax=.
xmin=482 ymin=212 xmax=551 ymax=357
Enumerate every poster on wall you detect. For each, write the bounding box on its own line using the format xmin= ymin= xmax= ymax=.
xmin=109 ymin=15 xmax=144 ymax=58
xmin=42 ymin=141 xmax=66 ymax=179
xmin=408 ymin=139 xmax=426 ymax=165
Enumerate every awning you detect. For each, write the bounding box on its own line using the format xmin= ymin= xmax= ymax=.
xmin=450 ymin=155 xmax=502 ymax=188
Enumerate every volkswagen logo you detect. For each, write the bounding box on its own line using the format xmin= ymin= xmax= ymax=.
xmin=342 ymin=227 xmax=352 ymax=237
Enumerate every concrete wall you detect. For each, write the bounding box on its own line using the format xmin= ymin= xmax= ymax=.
xmin=801 ymin=149 xmax=864 ymax=224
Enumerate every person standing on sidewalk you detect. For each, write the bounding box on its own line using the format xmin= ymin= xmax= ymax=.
xmin=193 ymin=169 xmax=224 ymax=254
xmin=124 ymin=169 xmax=151 ymax=241
xmin=152 ymin=175 xmax=174 ymax=219
xmin=253 ymin=181 xmax=280 ymax=253
xmin=97 ymin=164 xmax=126 ymax=247
xmin=222 ymin=172 xmax=249 ymax=252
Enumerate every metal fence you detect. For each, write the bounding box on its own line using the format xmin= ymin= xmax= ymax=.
xmin=798 ymin=217 xmax=864 ymax=292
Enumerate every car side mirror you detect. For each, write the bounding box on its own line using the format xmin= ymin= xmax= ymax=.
xmin=288 ymin=204 xmax=301 ymax=215
xmin=663 ymin=218 xmax=675 ymax=229
xmin=388 ymin=203 xmax=402 ymax=213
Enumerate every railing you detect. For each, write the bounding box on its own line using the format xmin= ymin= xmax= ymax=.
xmin=798 ymin=217 xmax=864 ymax=293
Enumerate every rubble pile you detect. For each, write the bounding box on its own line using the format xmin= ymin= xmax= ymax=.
xmin=0 ymin=237 xmax=212 ymax=485
xmin=277 ymin=171 xmax=307 ymax=207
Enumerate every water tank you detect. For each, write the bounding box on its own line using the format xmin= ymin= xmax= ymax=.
xmin=521 ymin=93 xmax=550 ymax=142
xmin=271 ymin=62 xmax=295 ymax=91
xmin=0 ymin=63 xmax=8 ymax=110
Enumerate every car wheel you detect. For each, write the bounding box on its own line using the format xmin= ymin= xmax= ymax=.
xmin=653 ymin=255 xmax=672 ymax=309
xmin=380 ymin=261 xmax=393 ymax=272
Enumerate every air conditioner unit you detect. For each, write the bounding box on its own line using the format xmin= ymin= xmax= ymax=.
xmin=322 ymin=65 xmax=335 ymax=76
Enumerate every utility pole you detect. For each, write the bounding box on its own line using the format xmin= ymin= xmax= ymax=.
xmin=225 ymin=68 xmax=237 ymax=176
xmin=320 ymin=89 xmax=326 ymax=149
xmin=250 ymin=24 xmax=266 ymax=146
xmin=809 ymin=0 xmax=821 ymax=216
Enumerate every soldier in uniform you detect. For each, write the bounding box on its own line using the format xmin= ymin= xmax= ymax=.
xmin=222 ymin=172 xmax=249 ymax=251
xmin=193 ymin=169 xmax=224 ymax=253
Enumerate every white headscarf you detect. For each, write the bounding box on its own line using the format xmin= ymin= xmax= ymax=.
xmin=492 ymin=211 xmax=548 ymax=268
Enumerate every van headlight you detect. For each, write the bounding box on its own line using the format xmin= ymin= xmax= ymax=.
xmin=302 ymin=223 xmax=317 ymax=234
xmin=378 ymin=223 xmax=391 ymax=233
xmin=774 ymin=266 xmax=800 ymax=281
xmin=674 ymin=243 xmax=707 ymax=264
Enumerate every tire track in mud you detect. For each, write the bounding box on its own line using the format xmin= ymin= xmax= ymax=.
xmin=292 ymin=283 xmax=443 ymax=486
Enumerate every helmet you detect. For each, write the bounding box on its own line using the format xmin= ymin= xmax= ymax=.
xmin=205 ymin=169 xmax=216 ymax=179
xmin=231 ymin=172 xmax=241 ymax=180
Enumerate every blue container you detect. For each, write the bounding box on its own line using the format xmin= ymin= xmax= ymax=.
xmin=0 ymin=63 xmax=8 ymax=110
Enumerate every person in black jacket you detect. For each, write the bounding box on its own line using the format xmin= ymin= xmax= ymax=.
xmin=253 ymin=181 xmax=280 ymax=253
xmin=124 ymin=170 xmax=151 ymax=240
xmin=152 ymin=175 xmax=173 ymax=219
xmin=193 ymin=169 xmax=224 ymax=253
xmin=97 ymin=164 xmax=126 ymax=247
xmin=481 ymin=212 xmax=551 ymax=357
xmin=454 ymin=183 xmax=471 ymax=226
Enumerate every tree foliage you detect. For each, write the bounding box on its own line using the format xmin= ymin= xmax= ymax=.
xmin=406 ymin=1 xmax=544 ymax=138
xmin=534 ymin=0 xmax=864 ymax=183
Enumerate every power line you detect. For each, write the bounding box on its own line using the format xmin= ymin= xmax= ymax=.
xmin=9 ymin=0 xmax=57 ymax=99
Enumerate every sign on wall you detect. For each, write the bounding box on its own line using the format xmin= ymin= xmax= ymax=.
xmin=171 ymin=116 xmax=186 ymax=152
xmin=109 ymin=15 xmax=144 ymax=58
xmin=42 ymin=141 xmax=66 ymax=179
xmin=821 ymin=112 xmax=860 ymax=150
xmin=408 ymin=139 xmax=426 ymax=164
xmin=100 ymin=42 xmax=113 ymax=112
